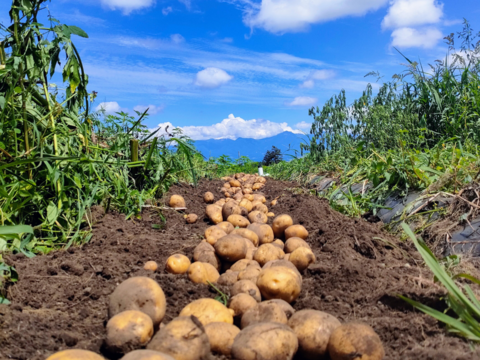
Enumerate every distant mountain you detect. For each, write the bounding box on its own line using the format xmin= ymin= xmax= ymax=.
xmin=193 ymin=131 xmax=308 ymax=162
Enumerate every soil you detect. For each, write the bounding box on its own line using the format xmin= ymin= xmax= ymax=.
xmin=1 ymin=179 xmax=479 ymax=360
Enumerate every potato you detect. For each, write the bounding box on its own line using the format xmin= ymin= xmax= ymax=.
xmin=284 ymin=225 xmax=309 ymax=240
xmin=224 ymin=192 xmax=231 ymax=198
xmin=147 ymin=316 xmax=210 ymax=360
xmin=179 ymin=298 xmax=234 ymax=325
xmin=256 ymin=176 xmax=267 ymax=184
xmin=215 ymin=199 xmax=226 ymax=207
xmin=253 ymin=244 xmax=285 ymax=266
xmin=288 ymin=310 xmax=341 ymax=359
xmin=243 ymin=194 xmax=254 ymax=201
xmin=187 ymin=262 xmax=219 ymax=284
xmin=214 ymin=234 xmax=248 ymax=262
xmin=328 ymin=323 xmax=385 ymax=360
xmin=231 ymin=279 xmax=262 ymax=302
xmin=234 ymin=193 xmax=244 ymax=201
xmin=216 ymin=221 xmax=234 ymax=234
xmin=186 ymin=214 xmax=198 ymax=224
xmin=262 ymin=259 xmax=301 ymax=277
xmin=238 ymin=265 xmax=262 ymax=283
xmin=240 ymin=301 xmax=288 ymax=329
xmin=263 ymin=299 xmax=295 ymax=319
xmin=272 ymin=214 xmax=293 ymax=239
xmin=217 ymin=271 xmax=239 ymax=286
xmin=231 ymin=322 xmax=298 ymax=360
xmin=224 ymin=182 xmax=231 ymax=189
xmin=247 ymin=223 xmax=274 ymax=244
xmin=204 ymin=322 xmax=240 ymax=357
xmin=193 ymin=242 xmax=215 ymax=260
xmin=206 ymin=204 xmax=223 ymax=224
xmin=290 ymin=247 xmax=316 ymax=271
xmin=230 ymin=259 xmax=260 ymax=272
xmin=204 ymin=192 xmax=215 ymax=203
xmin=231 ymin=228 xmax=259 ymax=246
xmin=195 ymin=251 xmax=221 ymax=271
xmin=272 ymin=239 xmax=285 ymax=250
xmin=244 ymin=240 xmax=257 ymax=260
xmin=243 ymin=188 xmax=253 ymax=195
xmin=106 ymin=310 xmax=154 ymax=353
xmin=252 ymin=183 xmax=264 ymax=191
xmin=252 ymin=203 xmax=268 ymax=214
xmin=46 ymin=350 xmax=105 ymax=360
xmin=204 ymin=226 xmax=227 ymax=245
xmin=256 ymin=266 xmax=302 ymax=303
xmin=267 ymin=212 xmax=275 ymax=217
xmin=239 ymin=198 xmax=253 ymax=212
xmin=120 ymin=350 xmax=175 ymax=360
xmin=109 ymin=277 xmax=166 ymax=327
xmin=230 ymin=179 xmax=241 ymax=187
xmin=228 ymin=293 xmax=258 ymax=318
xmin=253 ymin=194 xmax=266 ymax=203
xmin=247 ymin=211 xmax=268 ymax=224
xmin=234 ymin=187 xmax=243 ymax=194
xmin=144 ymin=261 xmax=158 ymax=271
xmin=284 ymin=254 xmax=290 ymax=261
xmin=166 ymin=254 xmax=191 ymax=274
xmin=284 ymin=237 xmax=311 ymax=254
xmin=227 ymin=214 xmax=250 ymax=228
xmin=270 ymin=199 xmax=277 ymax=206
xmin=169 ymin=195 xmax=186 ymax=208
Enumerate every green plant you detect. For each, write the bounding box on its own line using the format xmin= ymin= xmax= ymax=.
xmin=400 ymin=222 xmax=480 ymax=341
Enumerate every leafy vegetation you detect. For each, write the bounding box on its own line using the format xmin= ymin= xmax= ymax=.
xmin=262 ymin=146 xmax=283 ymax=166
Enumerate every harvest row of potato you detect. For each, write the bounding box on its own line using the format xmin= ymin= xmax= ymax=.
xmin=46 ymin=174 xmax=385 ymax=360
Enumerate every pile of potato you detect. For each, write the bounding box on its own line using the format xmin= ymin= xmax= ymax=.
xmin=45 ymin=173 xmax=385 ymax=360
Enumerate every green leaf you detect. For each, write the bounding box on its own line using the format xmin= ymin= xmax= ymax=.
xmin=47 ymin=202 xmax=59 ymax=225
xmin=0 ymin=296 xmax=11 ymax=305
xmin=0 ymin=225 xmax=33 ymax=236
xmin=14 ymin=86 xmax=22 ymax=94
xmin=65 ymin=25 xmax=89 ymax=38
xmin=0 ymin=96 xmax=5 ymax=109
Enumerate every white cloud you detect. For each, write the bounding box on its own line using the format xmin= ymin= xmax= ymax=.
xmin=151 ymin=114 xmax=302 ymax=140
xmin=391 ymin=27 xmax=443 ymax=48
xmin=382 ymin=0 xmax=443 ymax=29
xmin=295 ymin=121 xmax=312 ymax=130
xmin=100 ymin=0 xmax=155 ymax=14
xmin=162 ymin=6 xmax=173 ymax=15
xmin=300 ymin=69 xmax=335 ymax=88
xmin=133 ymin=104 xmax=164 ymax=115
xmin=237 ymin=0 xmax=387 ymax=34
xmin=95 ymin=101 xmax=123 ymax=114
xmin=170 ymin=34 xmax=185 ymax=44
xmin=221 ymin=37 xmax=234 ymax=43
xmin=286 ymin=96 xmax=317 ymax=107
xmin=194 ymin=67 xmax=233 ymax=88
xmin=178 ymin=0 xmax=191 ymax=10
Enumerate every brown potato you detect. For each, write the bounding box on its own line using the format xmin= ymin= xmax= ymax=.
xmin=169 ymin=195 xmax=186 ymax=208
xmin=284 ymin=225 xmax=309 ymax=240
xmin=120 ymin=350 xmax=175 ymax=360
xmin=46 ymin=350 xmax=105 ymax=360
xmin=238 ymin=265 xmax=261 ymax=283
xmin=252 ymin=183 xmax=263 ymax=191
xmin=231 ymin=280 xmax=262 ymax=302
xmin=204 ymin=192 xmax=215 ymax=204
xmin=179 ymin=298 xmax=234 ymax=325
xmin=253 ymin=244 xmax=285 ymax=266
xmin=230 ymin=259 xmax=260 ymax=272
xmin=204 ymin=322 xmax=240 ymax=357
xmin=243 ymin=194 xmax=254 ymax=201
xmin=228 ymin=293 xmax=258 ymax=318
xmin=247 ymin=223 xmax=274 ymax=244
xmin=272 ymin=214 xmax=293 ymax=239
xmin=288 ymin=310 xmax=341 ymax=359
xmin=187 ymin=262 xmax=219 ymax=284
xmin=262 ymin=259 xmax=301 ymax=277
xmin=263 ymin=299 xmax=295 ymax=319
xmin=284 ymin=254 xmax=290 ymax=261
xmin=247 ymin=211 xmax=268 ymax=224
xmin=217 ymin=271 xmax=239 ymax=286
xmin=144 ymin=261 xmax=158 ymax=271
xmin=256 ymin=266 xmax=302 ymax=303
xmin=267 ymin=212 xmax=275 ymax=217
xmin=214 ymin=234 xmax=248 ymax=262
xmin=216 ymin=221 xmax=234 ymax=234
xmin=270 ymin=199 xmax=277 ymax=206
xmin=224 ymin=192 xmax=231 ymax=198
xmin=106 ymin=310 xmax=154 ymax=353
xmin=231 ymin=228 xmax=259 ymax=246
xmin=256 ymin=176 xmax=267 ymax=184
xmin=215 ymin=199 xmax=226 ymax=207
xmin=289 ymin=247 xmax=316 ymax=271
xmin=243 ymin=188 xmax=253 ymax=195
xmin=195 ymin=251 xmax=221 ymax=271
xmin=224 ymin=182 xmax=231 ymax=189
xmin=193 ymin=242 xmax=215 ymax=261
xmin=284 ymin=237 xmax=311 ymax=254
xmin=204 ymin=226 xmax=227 ymax=245
xmin=186 ymin=214 xmax=198 ymax=224
xmin=206 ymin=204 xmax=223 ymax=224
xmin=252 ymin=194 xmax=266 ymax=203
xmin=240 ymin=301 xmax=288 ymax=329
xmin=231 ymin=322 xmax=298 ymax=360
xmin=328 ymin=323 xmax=385 ymax=360
xmin=239 ymin=198 xmax=253 ymax=212
xmin=234 ymin=193 xmax=244 ymax=201
xmin=227 ymin=214 xmax=251 ymax=228
xmin=252 ymin=202 xmax=268 ymax=214
xmin=272 ymin=239 xmax=285 ymax=250
xmin=222 ymin=201 xmax=241 ymax=220
xmin=244 ymin=240 xmax=257 ymax=260
xmin=147 ymin=316 xmax=210 ymax=360
xmin=230 ymin=179 xmax=241 ymax=187
xmin=109 ymin=277 xmax=166 ymax=327
xmin=166 ymin=254 xmax=191 ymax=274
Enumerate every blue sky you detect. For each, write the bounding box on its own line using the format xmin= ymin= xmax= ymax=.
xmin=1 ymin=0 xmax=479 ymax=140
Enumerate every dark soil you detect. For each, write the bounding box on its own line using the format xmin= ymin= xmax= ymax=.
xmin=1 ymin=179 xmax=479 ymax=360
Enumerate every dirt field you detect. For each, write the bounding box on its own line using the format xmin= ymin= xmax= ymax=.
xmin=0 ymin=179 xmax=478 ymax=360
